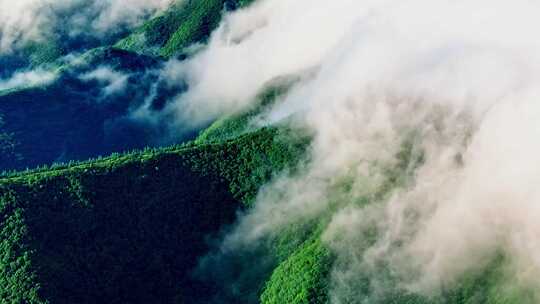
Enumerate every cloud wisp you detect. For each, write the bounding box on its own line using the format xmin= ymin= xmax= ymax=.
xmin=0 ymin=69 xmax=57 ymax=91
xmin=0 ymin=0 xmax=174 ymax=54
xmin=79 ymin=66 xmax=130 ymax=98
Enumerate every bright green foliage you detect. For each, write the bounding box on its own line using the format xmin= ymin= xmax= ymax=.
xmin=116 ymin=0 xmax=258 ymax=57
xmin=159 ymin=0 xmax=229 ymax=57
xmin=259 ymin=131 xmax=535 ymax=304
xmin=261 ymin=233 xmax=534 ymax=304
xmin=114 ymin=1 xmax=190 ymax=56
xmin=261 ymin=237 xmax=332 ymax=304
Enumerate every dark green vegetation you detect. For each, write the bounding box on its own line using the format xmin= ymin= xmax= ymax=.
xmin=0 ymin=126 xmax=308 ymax=303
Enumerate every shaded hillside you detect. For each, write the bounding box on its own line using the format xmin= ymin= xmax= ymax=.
xmin=0 ymin=119 xmax=526 ymax=304
xmin=0 ymin=48 xmax=176 ymax=171
xmin=0 ymin=0 xmax=260 ymax=172
xmin=0 ymin=126 xmax=308 ymax=304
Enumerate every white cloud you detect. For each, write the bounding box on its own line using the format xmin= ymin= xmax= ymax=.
xmin=0 ymin=69 xmax=57 ymax=91
xmin=176 ymin=0 xmax=540 ymax=301
xmin=0 ymin=0 xmax=174 ymax=54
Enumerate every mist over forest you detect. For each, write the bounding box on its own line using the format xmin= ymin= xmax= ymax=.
xmin=0 ymin=0 xmax=538 ymax=303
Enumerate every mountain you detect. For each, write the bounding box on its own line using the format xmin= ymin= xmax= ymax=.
xmin=0 ymin=96 xmax=527 ymax=304
xmin=0 ymin=1 xmax=535 ymax=304
xmin=115 ymin=0 xmax=257 ymax=58
xmin=0 ymin=120 xmax=308 ymax=303
xmin=0 ymin=0 xmax=256 ymax=172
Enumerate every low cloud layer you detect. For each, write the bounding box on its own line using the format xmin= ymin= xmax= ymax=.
xmin=169 ymin=0 xmax=540 ymax=301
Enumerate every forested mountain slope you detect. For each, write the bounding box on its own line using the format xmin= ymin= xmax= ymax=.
xmin=0 ymin=123 xmax=308 ymax=303
xmin=115 ymin=0 xmax=257 ymax=58
xmin=0 ymin=0 xmax=257 ymax=172
xmin=0 ymin=114 xmax=529 ymax=304
xmin=0 ymin=0 xmax=536 ymax=303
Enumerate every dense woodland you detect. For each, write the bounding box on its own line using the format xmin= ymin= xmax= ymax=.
xmin=0 ymin=125 xmax=309 ymax=303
